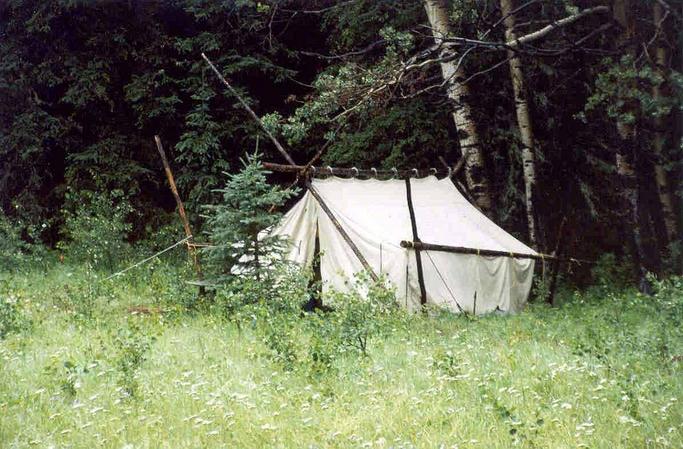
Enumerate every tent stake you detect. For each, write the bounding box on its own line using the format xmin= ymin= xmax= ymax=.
xmin=154 ymin=135 xmax=204 ymax=287
xmin=306 ymin=182 xmax=379 ymax=282
xmin=405 ymin=178 xmax=428 ymax=306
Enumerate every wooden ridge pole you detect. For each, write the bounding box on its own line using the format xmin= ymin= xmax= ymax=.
xmin=400 ymin=240 xmax=593 ymax=264
xmin=306 ymin=181 xmax=379 ymax=282
xmin=154 ymin=135 xmax=204 ymax=283
xmin=202 ymin=52 xmax=297 ymax=165
xmin=263 ymin=162 xmax=448 ymax=178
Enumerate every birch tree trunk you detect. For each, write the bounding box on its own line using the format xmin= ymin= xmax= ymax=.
xmin=500 ymin=0 xmax=542 ymax=250
xmin=652 ymin=2 xmax=679 ymax=244
xmin=423 ymin=0 xmax=493 ymax=215
xmin=613 ymin=0 xmax=651 ymax=289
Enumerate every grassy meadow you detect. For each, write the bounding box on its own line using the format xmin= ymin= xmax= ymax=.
xmin=1 ymin=260 xmax=682 ymax=449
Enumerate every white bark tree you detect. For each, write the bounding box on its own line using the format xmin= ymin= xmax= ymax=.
xmin=500 ymin=0 xmax=542 ymax=250
xmin=613 ymin=0 xmax=651 ymax=289
xmin=652 ymin=1 xmax=679 ymax=244
xmin=423 ymin=0 xmax=493 ymax=215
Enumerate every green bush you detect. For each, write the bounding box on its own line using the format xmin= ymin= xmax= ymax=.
xmin=0 ymin=293 xmax=30 ymax=339
xmin=650 ymin=275 xmax=683 ymax=327
xmin=324 ymin=272 xmax=397 ymax=356
xmin=58 ymin=189 xmax=133 ymax=271
xmin=0 ymin=211 xmax=48 ymax=272
xmin=589 ymin=253 xmax=633 ymax=294
xmin=113 ymin=319 xmax=156 ymax=399
xmin=43 ymin=359 xmax=89 ymax=398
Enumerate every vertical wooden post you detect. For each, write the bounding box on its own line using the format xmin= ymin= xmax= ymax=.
xmin=547 ymin=216 xmax=568 ymax=306
xmin=154 ymin=135 xmax=204 ymax=282
xmin=405 ymin=178 xmax=428 ymax=306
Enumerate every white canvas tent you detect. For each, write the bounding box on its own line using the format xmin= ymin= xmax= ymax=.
xmin=268 ymin=175 xmax=536 ymax=314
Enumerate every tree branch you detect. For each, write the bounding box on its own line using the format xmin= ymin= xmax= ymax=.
xmin=508 ymin=5 xmax=610 ymax=47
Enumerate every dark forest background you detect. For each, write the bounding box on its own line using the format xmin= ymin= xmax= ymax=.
xmin=1 ymin=0 xmax=681 ymax=285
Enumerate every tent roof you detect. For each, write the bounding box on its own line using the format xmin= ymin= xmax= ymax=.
xmin=311 ymin=176 xmax=536 ymax=256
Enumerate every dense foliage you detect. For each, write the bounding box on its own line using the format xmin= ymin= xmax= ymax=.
xmin=1 ymin=0 xmax=681 ymax=285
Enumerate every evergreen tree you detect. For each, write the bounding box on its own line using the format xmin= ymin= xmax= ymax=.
xmin=203 ymin=152 xmax=297 ymax=285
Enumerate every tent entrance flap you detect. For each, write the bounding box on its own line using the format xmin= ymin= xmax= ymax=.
xmin=306 ymin=181 xmax=379 ymax=281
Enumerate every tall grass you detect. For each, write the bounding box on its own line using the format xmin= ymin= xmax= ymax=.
xmin=0 ymin=262 xmax=681 ymax=449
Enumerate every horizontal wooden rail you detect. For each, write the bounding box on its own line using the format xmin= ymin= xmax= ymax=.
xmin=400 ymin=241 xmax=593 ymax=264
xmin=263 ymin=162 xmax=449 ymax=178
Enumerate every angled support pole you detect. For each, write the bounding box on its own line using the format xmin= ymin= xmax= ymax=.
xmin=438 ymin=156 xmax=479 ymax=209
xmin=202 ymin=53 xmax=379 ymax=286
xmin=154 ymin=135 xmax=204 ymax=287
xmin=202 ymin=52 xmax=297 ymax=165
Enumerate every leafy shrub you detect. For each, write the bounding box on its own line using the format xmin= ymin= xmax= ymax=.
xmin=589 ymin=253 xmax=633 ymax=294
xmin=43 ymin=359 xmax=89 ymax=398
xmin=113 ymin=319 xmax=156 ymax=398
xmin=649 ymin=275 xmax=683 ymax=327
xmin=432 ymin=349 xmax=463 ymax=378
xmin=0 ymin=293 xmax=29 ymax=339
xmin=0 ymin=212 xmax=29 ymax=268
xmin=324 ymin=272 xmax=396 ymax=356
xmin=219 ymin=265 xmax=310 ymax=369
xmin=143 ymin=259 xmax=199 ymax=312
xmin=58 ymin=189 xmax=133 ymax=270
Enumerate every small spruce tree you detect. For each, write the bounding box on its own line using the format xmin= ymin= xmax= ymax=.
xmin=203 ymin=152 xmax=297 ymax=286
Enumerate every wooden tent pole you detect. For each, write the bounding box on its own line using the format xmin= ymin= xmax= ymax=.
xmin=306 ymin=181 xmax=379 ymax=282
xmin=404 ymin=178 xmax=428 ymax=306
xmin=438 ymin=155 xmax=465 ymax=177
xmin=437 ymin=157 xmax=480 ymax=209
xmin=202 ymin=52 xmax=296 ymax=165
xmin=154 ymin=135 xmax=204 ymax=282
xmin=400 ymin=240 xmax=592 ymax=264
xmin=547 ymin=216 xmax=569 ymax=306
xmin=263 ymin=162 xmax=448 ymax=178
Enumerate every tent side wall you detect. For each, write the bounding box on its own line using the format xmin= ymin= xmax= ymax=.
xmin=269 ymin=192 xmax=318 ymax=268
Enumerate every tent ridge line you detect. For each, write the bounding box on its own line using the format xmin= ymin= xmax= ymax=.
xmin=263 ymin=162 xmax=447 ymax=179
xmin=306 ymin=182 xmax=379 ymax=282
xmin=405 ymin=178 xmax=428 ymax=306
